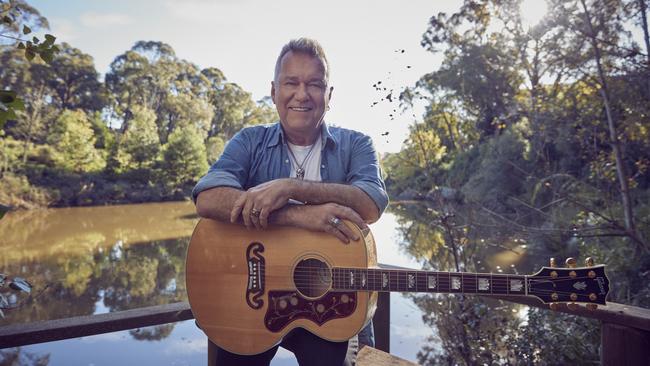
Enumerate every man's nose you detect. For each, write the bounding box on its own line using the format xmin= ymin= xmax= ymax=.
xmin=294 ymin=83 xmax=309 ymax=101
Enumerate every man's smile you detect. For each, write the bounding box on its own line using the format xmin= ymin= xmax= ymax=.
xmin=289 ymin=107 xmax=312 ymax=112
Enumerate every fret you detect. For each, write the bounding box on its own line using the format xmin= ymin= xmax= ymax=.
xmin=508 ymin=275 xmax=525 ymax=294
xmin=407 ymin=271 xmax=416 ymax=291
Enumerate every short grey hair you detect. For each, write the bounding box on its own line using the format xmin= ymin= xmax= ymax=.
xmin=273 ymin=38 xmax=330 ymax=84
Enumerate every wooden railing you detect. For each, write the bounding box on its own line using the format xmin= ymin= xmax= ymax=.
xmin=1 ymin=264 xmax=649 ymax=365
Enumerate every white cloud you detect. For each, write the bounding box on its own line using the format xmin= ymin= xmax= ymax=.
xmin=80 ymin=12 xmax=133 ymax=28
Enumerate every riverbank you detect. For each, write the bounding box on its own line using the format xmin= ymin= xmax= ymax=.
xmin=0 ymin=171 xmax=194 ymax=209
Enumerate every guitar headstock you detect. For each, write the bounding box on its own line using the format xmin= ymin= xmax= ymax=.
xmin=529 ymin=257 xmax=609 ymax=310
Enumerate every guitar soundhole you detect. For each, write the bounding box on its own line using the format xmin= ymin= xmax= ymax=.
xmin=293 ymin=258 xmax=332 ymax=298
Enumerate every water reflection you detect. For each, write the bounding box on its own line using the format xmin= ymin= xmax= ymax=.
xmin=391 ymin=202 xmax=600 ymax=365
xmin=0 ymin=202 xmax=198 ymax=327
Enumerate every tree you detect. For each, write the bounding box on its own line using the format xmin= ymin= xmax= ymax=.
xmin=47 ymin=109 xmax=105 ymax=173
xmin=116 ymin=105 xmax=160 ymax=172
xmin=0 ymin=0 xmax=58 ymax=128
xmin=160 ymin=125 xmax=208 ymax=189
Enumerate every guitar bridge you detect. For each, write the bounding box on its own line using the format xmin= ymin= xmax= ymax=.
xmin=246 ymin=242 xmax=265 ymax=309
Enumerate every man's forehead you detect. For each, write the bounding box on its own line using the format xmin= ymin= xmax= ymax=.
xmin=279 ymin=51 xmax=327 ymax=77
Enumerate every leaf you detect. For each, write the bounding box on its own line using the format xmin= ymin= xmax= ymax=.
xmin=2 ymin=15 xmax=12 ymax=24
xmin=23 ymin=24 xmax=31 ymax=34
xmin=17 ymin=41 xmax=25 ymax=49
xmin=32 ymin=36 xmax=39 ymax=44
xmin=25 ymin=49 xmax=35 ymax=61
xmin=0 ymin=90 xmax=16 ymax=104
xmin=9 ymin=277 xmax=32 ymax=293
xmin=40 ymin=49 xmax=53 ymax=63
xmin=44 ymin=34 xmax=56 ymax=45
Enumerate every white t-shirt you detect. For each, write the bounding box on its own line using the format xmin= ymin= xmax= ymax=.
xmin=287 ymin=137 xmax=322 ymax=182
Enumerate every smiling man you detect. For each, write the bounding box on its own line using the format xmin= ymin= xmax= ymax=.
xmin=193 ymin=38 xmax=388 ymax=366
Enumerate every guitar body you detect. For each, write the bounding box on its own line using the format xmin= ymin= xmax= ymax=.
xmin=186 ymin=219 xmax=378 ymax=355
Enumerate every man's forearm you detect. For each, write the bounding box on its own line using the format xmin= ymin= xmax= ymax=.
xmin=289 ymin=180 xmax=380 ymax=223
xmin=195 ymin=186 xmax=244 ymax=221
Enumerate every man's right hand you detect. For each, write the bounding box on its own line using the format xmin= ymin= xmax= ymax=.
xmin=284 ymin=203 xmax=368 ymax=244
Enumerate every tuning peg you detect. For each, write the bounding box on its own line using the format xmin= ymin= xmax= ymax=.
xmin=549 ymin=303 xmax=560 ymax=311
xmin=565 ymin=257 xmax=577 ymax=268
xmin=585 ymin=257 xmax=594 ymax=267
xmin=567 ymin=303 xmax=579 ymax=311
xmin=586 ymin=304 xmax=598 ymax=311
xmin=549 ymin=258 xmax=557 ymax=268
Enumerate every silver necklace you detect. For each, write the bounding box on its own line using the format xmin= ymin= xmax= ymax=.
xmin=287 ymin=142 xmax=317 ymax=180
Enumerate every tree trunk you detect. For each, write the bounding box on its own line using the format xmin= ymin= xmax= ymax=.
xmin=579 ymin=0 xmax=645 ymax=250
xmin=639 ymin=0 xmax=650 ymax=96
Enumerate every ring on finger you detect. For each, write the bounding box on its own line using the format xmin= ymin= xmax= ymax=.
xmin=250 ymin=208 xmax=261 ymax=217
xmin=328 ymin=217 xmax=341 ymax=227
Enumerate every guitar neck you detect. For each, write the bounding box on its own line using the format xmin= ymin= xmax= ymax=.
xmin=331 ymin=267 xmax=528 ymax=296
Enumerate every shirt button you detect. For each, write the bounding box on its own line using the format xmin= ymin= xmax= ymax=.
xmin=285 ymin=159 xmax=289 ymax=163
xmin=321 ymin=165 xmax=325 ymax=168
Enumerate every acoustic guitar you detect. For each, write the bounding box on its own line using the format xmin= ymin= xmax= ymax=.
xmin=185 ymin=219 xmax=610 ymax=355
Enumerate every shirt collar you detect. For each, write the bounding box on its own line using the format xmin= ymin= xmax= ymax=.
xmin=268 ymin=121 xmax=337 ymax=149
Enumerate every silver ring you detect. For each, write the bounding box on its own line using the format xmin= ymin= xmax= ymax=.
xmin=328 ymin=217 xmax=341 ymax=227
xmin=250 ymin=209 xmax=261 ymax=217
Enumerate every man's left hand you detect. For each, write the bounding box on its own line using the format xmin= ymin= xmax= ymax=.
xmin=230 ymin=178 xmax=296 ymax=229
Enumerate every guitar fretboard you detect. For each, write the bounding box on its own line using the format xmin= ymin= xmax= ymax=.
xmin=331 ymin=268 xmax=527 ymax=296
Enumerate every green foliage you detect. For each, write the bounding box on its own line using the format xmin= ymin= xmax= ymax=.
xmin=47 ymin=109 xmax=105 ymax=173
xmin=160 ymin=125 xmax=208 ymax=189
xmin=0 ymin=89 xmax=24 ymax=129
xmin=205 ymin=135 xmax=226 ymax=165
xmin=116 ymin=105 xmax=160 ymax=172
xmin=1 ymin=0 xmax=58 ymax=130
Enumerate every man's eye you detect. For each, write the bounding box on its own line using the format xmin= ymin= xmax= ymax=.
xmin=285 ymin=81 xmax=297 ymax=86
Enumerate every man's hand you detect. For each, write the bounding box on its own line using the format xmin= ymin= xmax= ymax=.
xmin=230 ymin=178 xmax=295 ymax=229
xmin=285 ymin=203 xmax=368 ymax=244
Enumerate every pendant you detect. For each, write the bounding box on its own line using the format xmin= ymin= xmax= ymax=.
xmin=296 ymin=168 xmax=305 ymax=180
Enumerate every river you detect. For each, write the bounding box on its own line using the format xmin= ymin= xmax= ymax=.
xmin=0 ymin=201 xmax=604 ymax=365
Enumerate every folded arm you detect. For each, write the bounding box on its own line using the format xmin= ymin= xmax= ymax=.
xmin=195 ymin=185 xmax=367 ymax=243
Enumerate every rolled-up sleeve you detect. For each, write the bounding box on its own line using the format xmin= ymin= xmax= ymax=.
xmin=191 ymin=131 xmax=251 ymax=202
xmin=346 ymin=134 xmax=389 ymax=215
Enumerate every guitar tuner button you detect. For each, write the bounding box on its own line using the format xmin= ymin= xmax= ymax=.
xmin=551 ymin=293 xmax=559 ymax=301
xmin=550 ymin=271 xmax=558 ymax=278
xmin=589 ymin=293 xmax=597 ymax=301
xmin=569 ymin=271 xmax=577 ymax=278
xmin=570 ymin=293 xmax=578 ymax=301
xmin=588 ymin=271 xmax=596 ymax=278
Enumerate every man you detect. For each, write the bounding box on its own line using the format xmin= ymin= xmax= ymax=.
xmin=193 ymin=38 xmax=388 ymax=366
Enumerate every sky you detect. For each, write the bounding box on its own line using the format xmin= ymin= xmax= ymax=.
xmin=27 ymin=0 xmax=548 ymax=153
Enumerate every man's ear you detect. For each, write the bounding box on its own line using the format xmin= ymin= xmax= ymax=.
xmin=271 ymin=81 xmax=276 ymax=104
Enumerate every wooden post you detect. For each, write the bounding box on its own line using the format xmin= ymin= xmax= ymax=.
xmin=601 ymin=322 xmax=650 ymax=366
xmin=373 ymin=291 xmax=391 ymax=353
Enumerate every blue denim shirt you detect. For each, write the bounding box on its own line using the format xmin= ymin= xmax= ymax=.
xmin=192 ymin=122 xmax=389 ymax=215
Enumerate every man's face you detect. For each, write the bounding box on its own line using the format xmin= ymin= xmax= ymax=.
xmin=271 ymin=51 xmax=332 ymax=141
